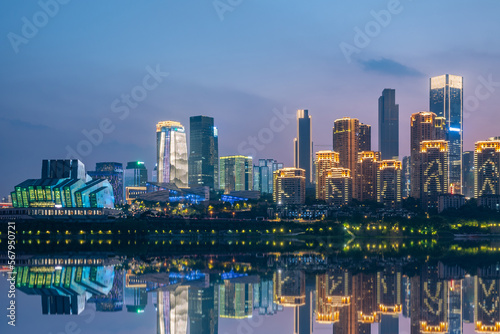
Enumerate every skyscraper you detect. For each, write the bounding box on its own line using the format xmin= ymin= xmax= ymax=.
xmin=188 ymin=116 xmax=219 ymax=190
xmin=402 ymin=156 xmax=411 ymax=198
xmin=124 ymin=161 xmax=148 ymax=188
xmin=333 ymin=117 xmax=360 ymax=191
xmin=462 ymin=151 xmax=475 ymax=198
xmin=430 ymin=74 xmax=464 ymax=194
xmin=156 ymin=121 xmax=188 ymax=188
xmin=376 ymin=160 xmax=402 ymax=208
xmin=219 ymin=156 xmax=253 ymax=194
xmin=420 ymin=140 xmax=449 ymax=210
xmin=326 ymin=167 xmax=352 ymax=206
xmin=355 ymin=151 xmax=380 ymax=202
xmin=378 ymin=89 xmax=399 ymax=160
xmin=294 ymin=109 xmax=312 ymax=184
xmin=474 ymin=139 xmax=500 ymax=198
xmin=315 ymin=150 xmax=340 ymax=200
xmin=273 ymin=167 xmax=306 ymax=205
xmin=253 ymin=159 xmax=283 ymax=194
xmin=410 ymin=112 xmax=446 ymax=199
xmin=359 ymin=123 xmax=372 ymax=152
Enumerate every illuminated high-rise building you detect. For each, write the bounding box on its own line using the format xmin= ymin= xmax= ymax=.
xmin=474 ymin=277 xmax=500 ymax=333
xmin=156 ymin=121 xmax=188 ymax=188
xmin=402 ymin=156 xmax=411 ymax=198
xmin=377 ymin=266 xmax=402 ymax=334
xmin=430 ymin=74 xmax=464 ymax=194
xmin=376 ymin=160 xmax=402 ymax=208
xmin=359 ymin=123 xmax=372 ymax=152
xmin=294 ymin=109 xmax=312 ymax=184
xmin=88 ymin=162 xmax=124 ymax=205
xmin=219 ymin=156 xmax=253 ymax=194
xmin=188 ymin=116 xmax=219 ymax=190
xmin=355 ymin=151 xmax=380 ymax=202
xmin=315 ymin=270 xmax=352 ymax=326
xmin=253 ymin=159 xmax=283 ymax=194
xmin=326 ymin=167 xmax=352 ymax=206
xmin=315 ymin=150 xmax=340 ymax=200
xmin=124 ymin=161 xmax=148 ymax=188
xmin=474 ymin=140 xmax=500 ymax=198
xmin=333 ymin=117 xmax=360 ymax=178
xmin=273 ymin=167 xmax=306 ymax=205
xmin=219 ymin=280 xmax=253 ymax=319
xmin=410 ymin=112 xmax=446 ymax=199
xmin=420 ymin=140 xmax=449 ymax=210
xmin=378 ymin=88 xmax=399 ymax=160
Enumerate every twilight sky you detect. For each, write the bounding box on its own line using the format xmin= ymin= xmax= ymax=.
xmin=1 ymin=0 xmax=500 ymax=197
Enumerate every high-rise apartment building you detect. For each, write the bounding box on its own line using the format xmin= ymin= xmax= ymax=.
xmin=294 ymin=109 xmax=312 ymax=184
xmin=326 ymin=167 xmax=352 ymax=206
xmin=315 ymin=151 xmax=340 ymax=200
xmin=376 ymin=160 xmax=402 ymax=208
xmin=410 ymin=112 xmax=446 ymax=199
xmin=355 ymin=151 xmax=380 ymax=202
xmin=156 ymin=121 xmax=188 ymax=188
xmin=359 ymin=124 xmax=372 ymax=152
xmin=378 ymin=89 xmax=399 ymax=160
xmin=188 ymin=116 xmax=219 ymax=190
xmin=273 ymin=168 xmax=306 ymax=205
xmin=333 ymin=118 xmax=361 ymax=191
xmin=474 ymin=140 xmax=500 ymax=198
xmin=420 ymin=140 xmax=449 ymax=210
xmin=219 ymin=156 xmax=253 ymax=194
xmin=430 ymin=74 xmax=464 ymax=194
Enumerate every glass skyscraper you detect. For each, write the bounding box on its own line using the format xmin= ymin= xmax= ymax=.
xmin=430 ymin=74 xmax=463 ymax=194
xmin=124 ymin=161 xmax=148 ymax=188
xmin=253 ymin=159 xmax=283 ymax=194
xmin=294 ymin=109 xmax=312 ymax=184
xmin=156 ymin=121 xmax=188 ymax=188
xmin=378 ymin=88 xmax=399 ymax=160
xmin=188 ymin=116 xmax=219 ymax=190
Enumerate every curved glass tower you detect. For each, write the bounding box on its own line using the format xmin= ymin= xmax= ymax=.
xmin=156 ymin=121 xmax=188 ymax=188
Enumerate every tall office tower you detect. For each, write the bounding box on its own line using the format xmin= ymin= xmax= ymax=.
xmin=41 ymin=159 xmax=86 ymax=179
xmin=294 ymin=109 xmax=312 ymax=184
xmin=124 ymin=161 xmax=148 ymax=188
xmin=474 ymin=140 xmax=500 ymax=198
xmin=355 ymin=151 xmax=380 ymax=202
xmin=315 ymin=151 xmax=340 ymax=200
xmin=219 ymin=156 xmax=253 ymax=194
xmin=326 ymin=167 xmax=352 ymax=206
xmin=402 ymin=156 xmax=411 ymax=198
xmin=376 ymin=160 xmax=402 ymax=208
xmin=410 ymin=112 xmax=446 ymax=199
xmin=462 ymin=151 xmax=475 ymax=198
xmin=253 ymin=159 xmax=283 ymax=194
xmin=273 ymin=167 xmax=306 ymax=205
xmin=474 ymin=277 xmax=500 ymax=333
xmin=333 ymin=117 xmax=360 ymax=192
xmin=156 ymin=121 xmax=188 ymax=188
xmin=430 ymin=74 xmax=464 ymax=194
xmin=359 ymin=123 xmax=372 ymax=152
xmin=88 ymin=162 xmax=124 ymax=205
xmin=378 ymin=89 xmax=399 ymax=160
xmin=420 ymin=140 xmax=449 ymax=210
xmin=188 ymin=116 xmax=219 ymax=190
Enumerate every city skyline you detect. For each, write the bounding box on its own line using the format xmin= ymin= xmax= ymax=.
xmin=2 ymin=1 xmax=500 ymax=198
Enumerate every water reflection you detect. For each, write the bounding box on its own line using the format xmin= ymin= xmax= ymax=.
xmin=4 ymin=253 xmax=500 ymax=333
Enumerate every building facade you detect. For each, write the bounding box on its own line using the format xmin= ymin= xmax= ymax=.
xmin=333 ymin=118 xmax=361 ymax=190
xmin=430 ymin=74 xmax=464 ymax=194
xmin=359 ymin=123 xmax=372 ymax=152
xmin=326 ymin=168 xmax=352 ymax=206
xmin=474 ymin=140 xmax=500 ymax=198
xmin=124 ymin=161 xmax=148 ymax=188
xmin=156 ymin=121 xmax=188 ymax=188
xmin=253 ymin=159 xmax=283 ymax=194
xmin=355 ymin=151 xmax=380 ymax=202
xmin=315 ymin=151 xmax=340 ymax=200
xmin=273 ymin=168 xmax=306 ymax=205
xmin=462 ymin=151 xmax=475 ymax=198
xmin=420 ymin=140 xmax=449 ymax=210
xmin=88 ymin=162 xmax=123 ymax=205
xmin=294 ymin=109 xmax=312 ymax=184
xmin=219 ymin=156 xmax=253 ymax=194
xmin=376 ymin=160 xmax=402 ymax=208
xmin=188 ymin=116 xmax=219 ymax=190
xmin=378 ymin=88 xmax=399 ymax=160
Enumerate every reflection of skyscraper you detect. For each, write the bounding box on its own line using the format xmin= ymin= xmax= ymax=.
xmin=474 ymin=277 xmax=500 ymax=333
xmin=219 ymin=280 xmax=253 ymax=319
xmin=189 ymin=116 xmax=219 ymax=190
xmin=188 ymin=285 xmax=219 ymax=334
xmin=378 ymin=88 xmax=399 ymax=160
xmin=124 ymin=286 xmax=148 ymax=313
xmin=294 ymin=109 xmax=312 ymax=184
xmin=353 ymin=272 xmax=379 ymax=334
xmin=156 ymin=287 xmax=189 ymax=334
xmin=430 ymin=74 xmax=463 ymax=194
xmin=448 ymin=280 xmax=462 ymax=334
xmin=156 ymin=121 xmax=188 ymax=188
xmin=316 ymin=270 xmax=351 ymax=327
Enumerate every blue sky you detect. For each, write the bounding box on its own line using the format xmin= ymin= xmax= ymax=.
xmin=1 ymin=0 xmax=500 ymax=197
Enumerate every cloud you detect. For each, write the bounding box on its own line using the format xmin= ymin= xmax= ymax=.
xmin=358 ymin=58 xmax=423 ymax=77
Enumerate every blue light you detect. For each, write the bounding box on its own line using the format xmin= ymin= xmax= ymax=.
xmin=449 ymin=127 xmax=461 ymax=132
